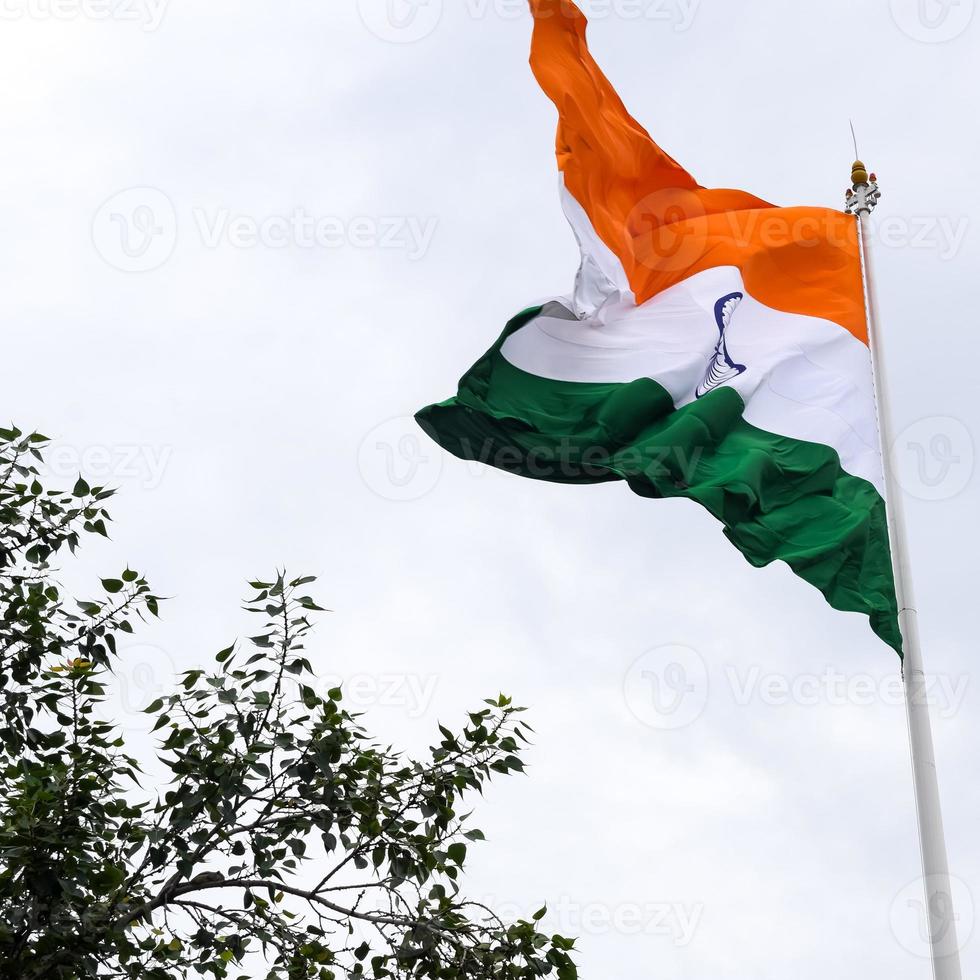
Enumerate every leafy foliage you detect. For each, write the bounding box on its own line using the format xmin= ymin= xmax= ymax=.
xmin=0 ymin=426 xmax=578 ymax=980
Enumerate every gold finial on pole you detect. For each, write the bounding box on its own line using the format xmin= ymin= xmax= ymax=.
xmin=844 ymin=124 xmax=880 ymax=216
xmin=851 ymin=159 xmax=869 ymax=186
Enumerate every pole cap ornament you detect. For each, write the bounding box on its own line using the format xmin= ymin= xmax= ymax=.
xmin=845 ymin=161 xmax=881 ymax=215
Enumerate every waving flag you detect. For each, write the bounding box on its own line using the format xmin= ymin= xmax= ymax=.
xmin=416 ymin=0 xmax=901 ymax=653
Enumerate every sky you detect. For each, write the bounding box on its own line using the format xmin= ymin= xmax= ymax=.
xmin=1 ymin=0 xmax=979 ymax=976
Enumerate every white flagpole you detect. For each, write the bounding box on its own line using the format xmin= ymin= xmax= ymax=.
xmin=846 ymin=162 xmax=962 ymax=980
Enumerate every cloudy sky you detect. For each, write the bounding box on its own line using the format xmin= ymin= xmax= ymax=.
xmin=2 ymin=0 xmax=979 ymax=976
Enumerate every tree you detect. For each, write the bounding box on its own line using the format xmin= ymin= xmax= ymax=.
xmin=0 ymin=425 xmax=578 ymax=980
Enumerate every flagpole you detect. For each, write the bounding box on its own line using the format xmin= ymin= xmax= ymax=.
xmin=846 ymin=162 xmax=962 ymax=980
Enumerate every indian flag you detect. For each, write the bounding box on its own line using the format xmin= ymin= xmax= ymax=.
xmin=416 ymin=0 xmax=901 ymax=654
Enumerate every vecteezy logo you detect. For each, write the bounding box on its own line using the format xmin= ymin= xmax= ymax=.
xmin=108 ymin=642 xmax=178 ymax=732
xmin=890 ymin=873 xmax=975 ymax=960
xmin=356 ymin=0 xmax=443 ymax=43
xmin=891 ymin=417 xmax=974 ymax=502
xmin=890 ymin=0 xmax=975 ymax=42
xmin=624 ymin=644 xmax=709 ymax=731
xmin=357 ymin=416 xmax=443 ymax=502
xmin=696 ymin=292 xmax=746 ymax=398
xmin=92 ymin=187 xmax=177 ymax=272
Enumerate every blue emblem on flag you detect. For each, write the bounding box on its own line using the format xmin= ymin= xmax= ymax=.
xmin=696 ymin=292 xmax=746 ymax=398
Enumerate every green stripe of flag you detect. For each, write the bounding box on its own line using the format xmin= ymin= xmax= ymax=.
xmin=416 ymin=306 xmax=902 ymax=654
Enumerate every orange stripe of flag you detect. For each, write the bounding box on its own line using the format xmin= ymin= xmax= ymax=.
xmin=527 ymin=0 xmax=868 ymax=344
